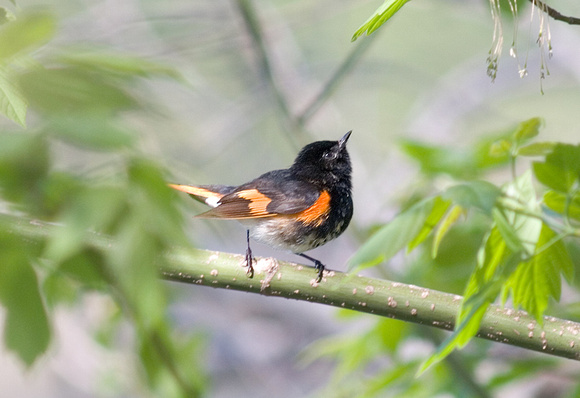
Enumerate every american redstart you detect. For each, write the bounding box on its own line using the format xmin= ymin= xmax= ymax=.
xmin=170 ymin=131 xmax=353 ymax=282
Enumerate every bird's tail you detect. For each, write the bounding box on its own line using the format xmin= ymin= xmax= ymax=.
xmin=168 ymin=184 xmax=234 ymax=208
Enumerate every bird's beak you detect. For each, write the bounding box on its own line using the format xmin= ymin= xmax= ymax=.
xmin=338 ymin=130 xmax=352 ymax=149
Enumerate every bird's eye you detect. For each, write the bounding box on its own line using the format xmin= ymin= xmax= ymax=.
xmin=323 ymin=151 xmax=337 ymax=161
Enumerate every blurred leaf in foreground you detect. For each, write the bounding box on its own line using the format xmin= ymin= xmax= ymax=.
xmin=0 ymin=66 xmax=27 ymax=126
xmin=533 ymin=144 xmax=580 ymax=193
xmin=0 ymin=231 xmax=50 ymax=366
xmin=0 ymin=11 xmax=55 ymax=61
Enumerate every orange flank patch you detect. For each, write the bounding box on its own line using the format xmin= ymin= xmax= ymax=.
xmin=234 ymin=189 xmax=273 ymax=217
xmin=294 ymin=190 xmax=331 ymax=226
xmin=168 ymin=184 xmax=222 ymax=200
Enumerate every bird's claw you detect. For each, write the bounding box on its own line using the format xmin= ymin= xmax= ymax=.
xmin=314 ymin=260 xmax=325 ymax=283
xmin=245 ymin=248 xmax=254 ymax=278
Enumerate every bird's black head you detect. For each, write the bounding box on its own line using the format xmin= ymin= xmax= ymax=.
xmin=291 ymin=131 xmax=352 ymax=186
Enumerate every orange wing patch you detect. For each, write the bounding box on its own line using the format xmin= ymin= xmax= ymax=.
xmin=199 ymin=189 xmax=275 ymax=219
xmin=294 ymin=190 xmax=331 ymax=226
xmin=235 ymin=189 xmax=273 ymax=217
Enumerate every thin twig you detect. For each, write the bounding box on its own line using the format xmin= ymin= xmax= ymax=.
xmin=296 ymin=33 xmax=378 ymax=126
xmin=529 ymin=0 xmax=580 ymax=25
xmin=235 ymin=0 xmax=378 ymax=146
xmin=235 ymin=0 xmax=302 ymax=146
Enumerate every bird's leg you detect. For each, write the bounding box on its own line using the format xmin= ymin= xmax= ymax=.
xmin=297 ymin=253 xmax=325 ymax=283
xmin=245 ymin=229 xmax=254 ymax=278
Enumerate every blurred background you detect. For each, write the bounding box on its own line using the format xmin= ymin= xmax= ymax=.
xmin=1 ymin=0 xmax=580 ymax=396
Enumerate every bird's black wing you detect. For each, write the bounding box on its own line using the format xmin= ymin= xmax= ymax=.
xmin=197 ymin=170 xmax=321 ymax=219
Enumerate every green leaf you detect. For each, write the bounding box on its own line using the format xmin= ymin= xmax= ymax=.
xmin=0 ymin=11 xmax=56 ymax=61
xmin=0 ymin=66 xmax=27 ymax=126
xmin=42 ymin=270 xmax=79 ymax=307
xmin=351 ymin=0 xmax=411 ymax=41
xmin=58 ymin=50 xmax=181 ymax=80
xmin=111 ymin=218 xmax=167 ymax=329
xmin=423 ymin=173 xmax=542 ymax=369
xmin=407 ymin=196 xmax=451 ymax=252
xmin=0 ymin=7 xmax=17 ymax=25
xmin=534 ymin=143 xmax=580 ymax=193
xmin=401 ymin=138 xmax=511 ymax=179
xmin=504 ymin=224 xmax=574 ymax=322
xmin=400 ymin=140 xmax=475 ymax=178
xmin=348 ymin=197 xmax=437 ymax=270
xmin=127 ymin=158 xmax=187 ymax=245
xmin=472 ymin=117 xmax=544 ymax=166
xmin=492 ymin=208 xmax=525 ymax=253
xmin=465 ymin=227 xmax=520 ymax=305
xmin=489 ymin=139 xmax=512 ymax=158
xmin=474 ymin=133 xmax=512 ymax=170
xmin=18 ymin=67 xmax=137 ymax=114
xmin=351 ymin=181 xmax=502 ymax=272
xmin=431 ymin=205 xmax=464 ymax=258
xmin=44 ymin=185 xmax=126 ymax=263
xmin=301 ymin=319 xmax=408 ymax=380
xmin=39 ymin=172 xmax=82 ymax=217
xmin=441 ymin=181 xmax=501 ymax=214
xmin=533 ymin=161 xmax=576 ymax=193
xmin=0 ymin=233 xmax=50 ymax=366
xmin=487 ymin=358 xmax=557 ymax=389
xmin=375 ymin=318 xmax=408 ymax=352
xmin=513 ymin=117 xmax=542 ymax=145
xmin=543 ymin=226 xmax=574 ymax=283
xmin=420 ymin=250 xmax=521 ymax=374
xmin=546 ymin=143 xmax=580 ymax=175
xmin=501 ymin=171 xmax=543 ymax=255
xmin=0 ymin=132 xmax=49 ymax=209
xmin=543 ymin=190 xmax=580 ymax=221
xmin=46 ymin=113 xmax=135 ymax=150
xmin=418 ymin=303 xmax=489 ymax=375
xmin=517 ymin=142 xmax=556 ymax=157
xmin=58 ymin=249 xmax=108 ymax=289
xmin=473 ymin=227 xmax=510 ymax=287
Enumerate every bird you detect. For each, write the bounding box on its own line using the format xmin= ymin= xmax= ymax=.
xmin=169 ymin=131 xmax=353 ymax=282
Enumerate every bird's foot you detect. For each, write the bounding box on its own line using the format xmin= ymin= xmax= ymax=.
xmin=245 ymin=247 xmax=254 ymax=278
xmin=313 ymin=260 xmax=325 ymax=283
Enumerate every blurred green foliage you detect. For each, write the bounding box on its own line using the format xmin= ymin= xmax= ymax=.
xmin=0 ymin=8 xmax=206 ymax=397
xmin=316 ymin=118 xmax=580 ymax=396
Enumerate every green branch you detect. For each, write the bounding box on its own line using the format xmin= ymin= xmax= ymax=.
xmin=164 ymin=247 xmax=580 ymax=361
xmin=4 ymin=213 xmax=580 ymax=362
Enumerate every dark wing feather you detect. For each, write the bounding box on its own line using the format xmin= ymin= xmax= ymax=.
xmin=198 ymin=170 xmax=321 ymax=219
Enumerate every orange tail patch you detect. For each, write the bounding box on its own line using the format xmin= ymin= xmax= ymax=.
xmin=168 ymin=184 xmax=223 ymax=205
